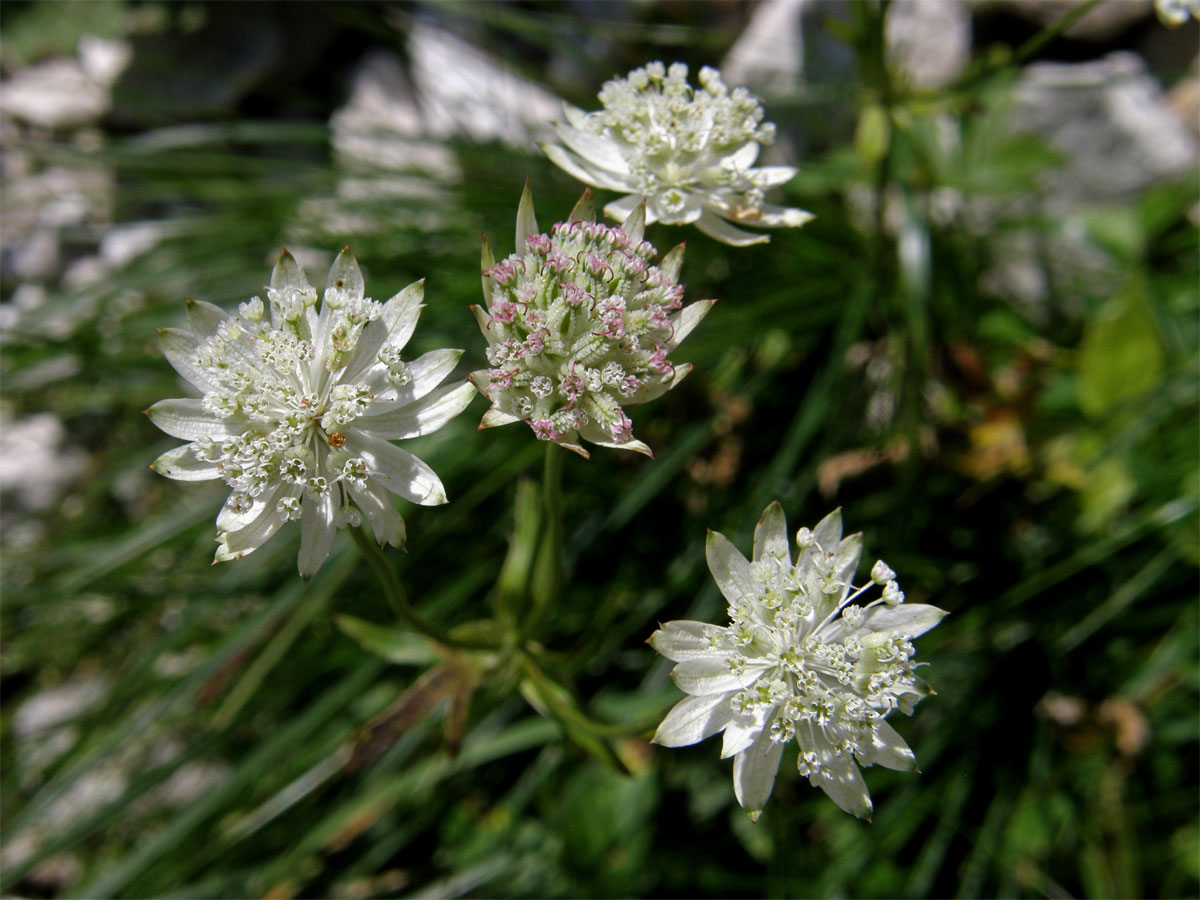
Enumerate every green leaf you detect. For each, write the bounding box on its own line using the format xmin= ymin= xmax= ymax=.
xmin=1081 ymin=206 xmax=1144 ymax=261
xmin=1077 ymin=457 xmax=1137 ymax=534
xmin=855 ymin=104 xmax=891 ymax=169
xmin=334 ymin=615 xmax=440 ymax=666
xmin=1077 ymin=283 xmax=1165 ymax=418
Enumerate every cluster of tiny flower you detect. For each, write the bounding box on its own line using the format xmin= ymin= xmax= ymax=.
xmin=470 ymin=186 xmax=712 ymax=458
xmin=595 ymin=62 xmax=776 ymax=194
xmin=541 ymin=62 xmax=812 ymax=246
xmin=722 ymin=547 xmax=920 ymax=759
xmin=651 ymin=503 xmax=946 ymax=821
xmin=148 ymin=249 xmax=475 ymax=576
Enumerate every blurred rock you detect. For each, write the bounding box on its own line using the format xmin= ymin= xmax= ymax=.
xmin=722 ymin=0 xmax=806 ymax=96
xmin=14 ymin=676 xmax=109 ymax=737
xmin=979 ymin=231 xmax=1051 ymax=309
xmin=1011 ymin=51 xmax=1198 ymax=210
xmin=77 ymin=35 xmax=132 ymax=86
xmin=299 ymin=22 xmax=562 ymax=245
xmin=1 ymin=165 xmax=111 ymax=237
xmin=151 ymin=760 xmax=232 ymax=807
xmin=62 ymin=220 xmax=172 ymax=289
xmin=0 ymin=59 xmax=109 ymax=129
xmin=978 ymin=51 xmax=1196 ymax=308
xmin=725 ymin=0 xmax=969 ymax=94
xmin=887 ymin=0 xmax=972 ymax=89
xmin=6 ymin=228 xmax=60 ymax=282
xmin=719 ymin=0 xmax=861 ymax=157
xmin=0 ymin=36 xmax=130 ymax=129
xmin=331 ymin=21 xmax=561 ymax=173
xmin=1 ymin=164 xmax=113 ymax=302
xmin=0 ymin=412 xmax=87 ymax=513
xmin=330 ymin=50 xmax=458 ymax=180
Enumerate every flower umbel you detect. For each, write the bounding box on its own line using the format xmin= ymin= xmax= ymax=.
xmin=469 ymin=184 xmax=713 ymax=458
xmin=1156 ymin=0 xmax=1199 ymax=25
xmin=540 ymin=61 xmax=813 ymax=247
xmin=650 ymin=503 xmax=946 ymax=821
xmin=147 ymin=248 xmax=475 ymax=577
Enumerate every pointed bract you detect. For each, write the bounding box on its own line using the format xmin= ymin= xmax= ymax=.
xmin=568 ymin=188 xmax=596 ymax=223
xmin=620 ymin=201 xmax=646 ymax=243
xmin=325 ymin=246 xmax=364 ymax=306
xmin=515 ymin=180 xmax=538 ymax=254
xmin=481 ymin=233 xmax=497 ymax=304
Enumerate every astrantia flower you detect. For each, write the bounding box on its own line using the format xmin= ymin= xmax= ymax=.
xmin=540 ymin=61 xmax=812 ymax=247
xmin=1156 ymin=0 xmax=1199 ymax=25
xmin=650 ymin=503 xmax=946 ymax=821
xmin=469 ymin=184 xmax=713 ymax=458
xmin=147 ymin=249 xmax=475 ymax=577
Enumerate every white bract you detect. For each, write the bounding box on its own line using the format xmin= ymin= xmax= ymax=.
xmin=540 ymin=61 xmax=813 ymax=247
xmin=650 ymin=503 xmax=946 ymax=821
xmin=469 ymin=184 xmax=713 ymax=458
xmin=147 ymin=249 xmax=475 ymax=578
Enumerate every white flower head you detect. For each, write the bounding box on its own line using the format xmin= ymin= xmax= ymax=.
xmin=468 ymin=183 xmax=714 ymax=458
xmin=540 ymin=61 xmax=813 ymax=247
xmin=147 ymin=248 xmax=475 ymax=578
xmin=650 ymin=502 xmax=947 ymax=822
xmin=1156 ymin=0 xmax=1199 ymax=25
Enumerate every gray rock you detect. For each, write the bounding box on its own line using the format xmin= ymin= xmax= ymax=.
xmin=722 ymin=0 xmax=806 ymax=97
xmin=14 ymin=676 xmax=109 ymax=737
xmin=887 ymin=0 xmax=972 ymax=89
xmin=0 ymin=59 xmax=109 ymax=129
xmin=1010 ymin=51 xmax=1198 ymax=210
xmin=0 ymin=412 xmax=87 ymax=513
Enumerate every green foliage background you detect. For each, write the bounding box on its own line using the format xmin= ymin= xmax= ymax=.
xmin=2 ymin=1 xmax=1197 ymax=897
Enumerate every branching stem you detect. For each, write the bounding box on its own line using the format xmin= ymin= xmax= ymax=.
xmin=350 ymin=527 xmax=494 ymax=651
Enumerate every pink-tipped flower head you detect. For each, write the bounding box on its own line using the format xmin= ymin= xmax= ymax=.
xmin=470 ymin=184 xmax=713 ymax=458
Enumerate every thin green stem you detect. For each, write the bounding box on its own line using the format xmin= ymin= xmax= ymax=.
xmin=950 ymin=0 xmax=1104 ymax=94
xmin=349 ymin=527 xmax=494 ymax=651
xmin=521 ymin=442 xmax=564 ymax=640
xmin=1011 ymin=0 xmax=1103 ymax=66
xmin=540 ymin=440 xmax=563 ymax=595
xmin=519 ymin=652 xmax=660 ymax=738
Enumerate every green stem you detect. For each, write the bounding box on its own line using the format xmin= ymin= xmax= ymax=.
xmin=951 ymin=0 xmax=1104 ymax=94
xmin=349 ymin=527 xmax=493 ymax=651
xmin=1011 ymin=0 xmax=1103 ymax=66
xmin=520 ymin=652 xmax=660 ymax=738
xmin=522 ymin=442 xmax=563 ymax=639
